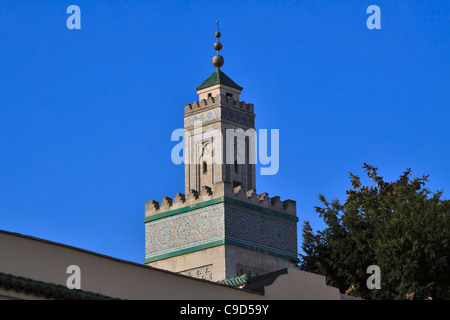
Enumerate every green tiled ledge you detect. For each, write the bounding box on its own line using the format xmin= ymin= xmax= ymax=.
xmin=144 ymin=239 xmax=225 ymax=263
xmin=143 ymin=238 xmax=298 ymax=264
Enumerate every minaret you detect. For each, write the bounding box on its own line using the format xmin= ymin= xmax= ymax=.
xmin=144 ymin=22 xmax=298 ymax=282
xmin=184 ymin=21 xmax=255 ymax=195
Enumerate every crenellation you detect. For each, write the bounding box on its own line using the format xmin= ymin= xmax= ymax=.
xmin=144 ymin=183 xmax=296 ymax=218
xmin=144 ymin=200 xmax=160 ymax=217
xmin=246 ymin=189 xmax=257 ymax=200
xmin=199 ymin=186 xmax=212 ymax=200
xmin=221 ymin=181 xmax=236 ymax=198
xmin=233 ymin=185 xmax=247 ymax=201
xmin=186 ymin=189 xmax=199 ymax=202
xmin=184 ymin=94 xmax=254 ymax=117
xmin=271 ymin=196 xmax=281 ymax=205
xmin=259 ymin=193 xmax=270 ymax=208
xmin=270 ymin=196 xmax=283 ymax=211
xmin=282 ymin=199 xmax=296 ymax=215
xmin=211 ymin=180 xmax=225 ymax=195
xmin=174 ymin=193 xmax=186 ymax=205
xmin=259 ymin=192 xmax=269 ymax=201
xmin=245 ymin=190 xmax=261 ymax=208
xmin=161 ymin=196 xmax=173 ymax=210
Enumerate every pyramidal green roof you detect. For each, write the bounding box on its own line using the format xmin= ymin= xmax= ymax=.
xmin=196 ymin=69 xmax=243 ymax=91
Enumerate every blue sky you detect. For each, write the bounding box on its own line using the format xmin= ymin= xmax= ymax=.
xmin=0 ymin=0 xmax=449 ymax=264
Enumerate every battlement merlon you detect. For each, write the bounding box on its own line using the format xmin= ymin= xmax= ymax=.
xmin=144 ymin=181 xmax=297 ymax=219
xmin=184 ymin=93 xmax=254 ymax=116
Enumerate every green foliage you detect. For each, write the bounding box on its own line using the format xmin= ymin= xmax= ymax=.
xmin=299 ymin=163 xmax=450 ymax=300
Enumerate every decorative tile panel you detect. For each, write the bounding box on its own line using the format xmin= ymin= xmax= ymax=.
xmin=145 ymin=204 xmax=225 ymax=261
xmin=179 ymin=265 xmax=213 ymax=281
xmin=145 ymin=201 xmax=297 ymax=263
xmin=221 ymin=109 xmax=254 ymax=128
xmin=224 ymin=205 xmax=297 ymax=258
xmin=184 ymin=107 xmax=221 ymax=128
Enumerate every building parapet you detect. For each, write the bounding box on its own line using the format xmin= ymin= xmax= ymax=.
xmin=144 ymin=181 xmax=296 ymax=219
xmin=184 ymin=94 xmax=254 ymax=116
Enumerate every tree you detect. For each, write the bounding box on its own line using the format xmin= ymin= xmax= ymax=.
xmin=299 ymin=163 xmax=450 ymax=300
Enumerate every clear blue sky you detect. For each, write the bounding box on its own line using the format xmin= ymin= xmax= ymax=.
xmin=1 ymin=0 xmax=449 ymax=264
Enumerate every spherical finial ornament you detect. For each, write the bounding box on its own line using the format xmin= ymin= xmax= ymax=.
xmin=215 ymin=20 xmax=221 ymax=39
xmin=212 ymin=55 xmax=224 ymax=68
xmin=213 ymin=41 xmax=223 ymax=51
xmin=212 ymin=21 xmax=224 ymax=69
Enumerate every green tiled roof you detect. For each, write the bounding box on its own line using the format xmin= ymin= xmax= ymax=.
xmin=196 ymin=69 xmax=243 ymax=91
xmin=0 ymin=272 xmax=120 ymax=300
xmin=216 ymin=274 xmax=252 ymax=288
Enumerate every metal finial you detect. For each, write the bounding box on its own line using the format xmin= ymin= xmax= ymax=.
xmin=215 ymin=20 xmax=221 ymax=38
xmin=212 ymin=20 xmax=224 ymax=69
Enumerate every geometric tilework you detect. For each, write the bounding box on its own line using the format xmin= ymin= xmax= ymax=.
xmin=221 ymin=108 xmax=254 ymax=128
xmin=145 ymin=200 xmax=297 ymax=263
xmin=145 ymin=204 xmax=224 ymax=261
xmin=178 ymin=264 xmax=213 ymax=281
xmin=225 ymin=205 xmax=297 ymax=258
xmin=184 ymin=107 xmax=221 ymax=128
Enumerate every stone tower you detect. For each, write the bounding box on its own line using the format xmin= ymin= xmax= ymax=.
xmin=144 ymin=22 xmax=298 ymax=282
